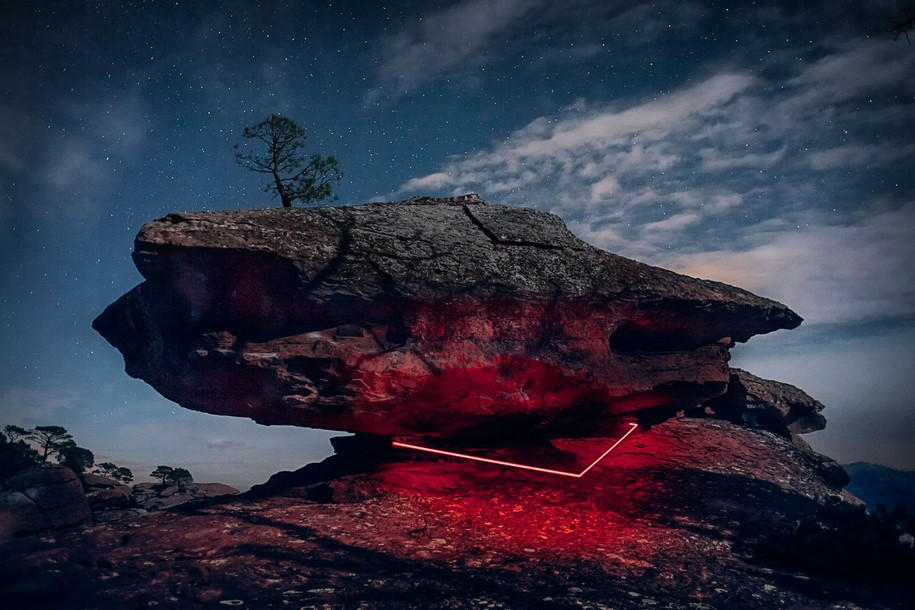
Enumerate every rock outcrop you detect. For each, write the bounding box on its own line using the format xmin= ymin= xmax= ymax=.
xmin=94 ymin=195 xmax=801 ymax=438
xmin=131 ymin=482 xmax=239 ymax=510
xmin=0 ymin=465 xmax=242 ymax=540
xmin=2 ymin=419 xmax=911 ymax=609
xmin=703 ymin=368 xmax=827 ymax=435
xmin=81 ymin=473 xmax=134 ymax=511
xmin=0 ymin=466 xmax=90 ymax=541
xmin=696 ymin=368 xmax=847 ymax=488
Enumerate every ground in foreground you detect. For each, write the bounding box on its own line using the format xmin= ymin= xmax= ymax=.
xmin=2 ymin=419 xmax=912 ymax=609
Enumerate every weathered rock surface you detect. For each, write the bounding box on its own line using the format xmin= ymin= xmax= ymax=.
xmin=1 ymin=419 xmax=911 ymax=609
xmin=80 ymin=474 xmax=134 ymax=511
xmin=704 ymin=368 xmax=827 ymax=435
xmin=131 ymin=482 xmax=239 ymax=510
xmin=0 ymin=466 xmax=90 ymax=542
xmin=94 ymin=195 xmax=801 ymax=438
xmin=696 ymin=368 xmax=846 ymax=488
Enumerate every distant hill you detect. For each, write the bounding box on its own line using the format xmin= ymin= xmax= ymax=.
xmin=844 ymin=462 xmax=915 ymax=511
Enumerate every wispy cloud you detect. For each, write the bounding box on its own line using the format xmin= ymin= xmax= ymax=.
xmin=365 ymin=0 xmax=712 ymax=103
xmin=400 ymin=171 xmax=456 ymax=193
xmin=0 ymin=387 xmax=81 ymax=427
xmin=659 ymin=203 xmax=915 ymax=324
xmin=41 ymin=92 xmax=148 ymax=202
xmin=0 ymin=90 xmax=149 ymax=227
xmin=782 ymin=38 xmax=915 ymax=111
xmin=394 ymin=35 xmax=914 ymax=326
xmin=807 ymin=143 xmax=915 ymax=170
xmin=365 ymin=0 xmax=540 ymax=103
xmin=395 ymin=71 xmax=756 ymax=206
xmin=206 ymin=438 xmax=250 ymax=451
xmin=600 ymin=1 xmax=708 ymax=46
xmin=699 ymin=146 xmax=786 ymax=172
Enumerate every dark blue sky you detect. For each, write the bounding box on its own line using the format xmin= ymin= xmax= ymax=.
xmin=2 ymin=1 xmax=914 ymax=488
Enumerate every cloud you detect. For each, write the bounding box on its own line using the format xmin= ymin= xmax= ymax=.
xmin=42 ymin=92 xmax=148 ymax=196
xmin=807 ymin=144 xmax=915 ymax=170
xmin=658 ymin=202 xmax=915 ymax=324
xmin=0 ymin=89 xmax=150 ymax=226
xmin=366 ymin=0 xmax=540 ymax=103
xmin=513 ymin=73 xmax=754 ymax=159
xmin=589 ymin=176 xmax=619 ymax=202
xmin=533 ymin=0 xmax=708 ymax=65
xmin=394 ymin=34 xmax=914 ymax=327
xmin=205 ymin=438 xmax=251 ymax=451
xmin=788 ymin=38 xmax=915 ymax=100
xmin=602 ymin=1 xmax=708 ymax=46
xmin=643 ymin=212 xmax=702 ymax=233
xmin=0 ymin=387 xmax=82 ymax=427
xmin=400 ymin=171 xmax=456 ymax=193
xmin=364 ymin=0 xmax=712 ymax=104
xmin=699 ymin=146 xmax=786 ymax=172
xmin=776 ymin=38 xmax=915 ymax=116
xmin=397 ymin=71 xmax=755 ymax=201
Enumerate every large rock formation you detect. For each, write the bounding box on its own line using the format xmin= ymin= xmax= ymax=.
xmin=94 ymin=195 xmax=801 ymax=438
xmin=0 ymin=466 xmax=91 ymax=542
xmin=20 ymin=195 xmax=904 ymax=609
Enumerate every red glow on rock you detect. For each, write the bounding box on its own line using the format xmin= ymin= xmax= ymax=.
xmin=392 ymin=423 xmax=639 ymax=478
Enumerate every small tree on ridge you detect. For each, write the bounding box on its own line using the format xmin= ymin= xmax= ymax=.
xmin=30 ymin=425 xmax=76 ymax=463
xmin=167 ymin=467 xmax=193 ymax=490
xmin=234 ymin=114 xmax=343 ymax=207
xmin=150 ymin=465 xmax=173 ymax=487
xmin=97 ymin=461 xmax=134 ymax=484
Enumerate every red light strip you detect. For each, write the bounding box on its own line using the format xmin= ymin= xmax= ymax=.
xmin=392 ymin=422 xmax=638 ymax=478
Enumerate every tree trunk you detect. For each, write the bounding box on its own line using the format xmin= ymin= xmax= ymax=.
xmin=273 ymin=170 xmax=291 ymax=207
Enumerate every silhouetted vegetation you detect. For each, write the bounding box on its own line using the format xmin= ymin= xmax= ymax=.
xmin=234 ymin=114 xmax=343 ymax=207
xmin=1 ymin=424 xmax=94 ymax=474
xmin=0 ymin=424 xmax=133 ymax=480
xmin=150 ymin=465 xmax=194 ymax=489
xmin=60 ymin=445 xmax=94 ymax=474
xmin=96 ymin=461 xmax=134 ymax=484
xmin=30 ymin=425 xmax=78 ymax=463
xmin=0 ymin=428 xmax=39 ymax=479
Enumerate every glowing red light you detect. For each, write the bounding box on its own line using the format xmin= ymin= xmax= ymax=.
xmin=392 ymin=422 xmax=638 ymax=478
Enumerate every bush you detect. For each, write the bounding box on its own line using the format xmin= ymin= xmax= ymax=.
xmin=96 ymin=461 xmax=134 ymax=484
xmin=0 ymin=430 xmax=40 ymax=479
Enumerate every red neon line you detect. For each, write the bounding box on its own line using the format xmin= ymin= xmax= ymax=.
xmin=577 ymin=424 xmax=639 ymax=477
xmin=392 ymin=423 xmax=638 ymax=478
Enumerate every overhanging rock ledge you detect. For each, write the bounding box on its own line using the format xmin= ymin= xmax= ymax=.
xmin=93 ymin=195 xmax=802 ymax=438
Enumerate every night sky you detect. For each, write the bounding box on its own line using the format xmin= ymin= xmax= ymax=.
xmin=2 ymin=1 xmax=914 ymax=489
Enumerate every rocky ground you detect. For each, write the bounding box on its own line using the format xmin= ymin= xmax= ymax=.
xmin=1 ymin=465 xmax=240 ymax=540
xmin=3 ymin=417 xmax=912 ymax=609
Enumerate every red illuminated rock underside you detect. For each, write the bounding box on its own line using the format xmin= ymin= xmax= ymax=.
xmin=93 ymin=195 xmax=801 ymax=438
xmin=3 ymin=418 xmax=908 ymax=609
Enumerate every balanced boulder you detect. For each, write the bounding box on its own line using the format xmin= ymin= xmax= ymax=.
xmin=94 ymin=195 xmax=801 ymax=439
